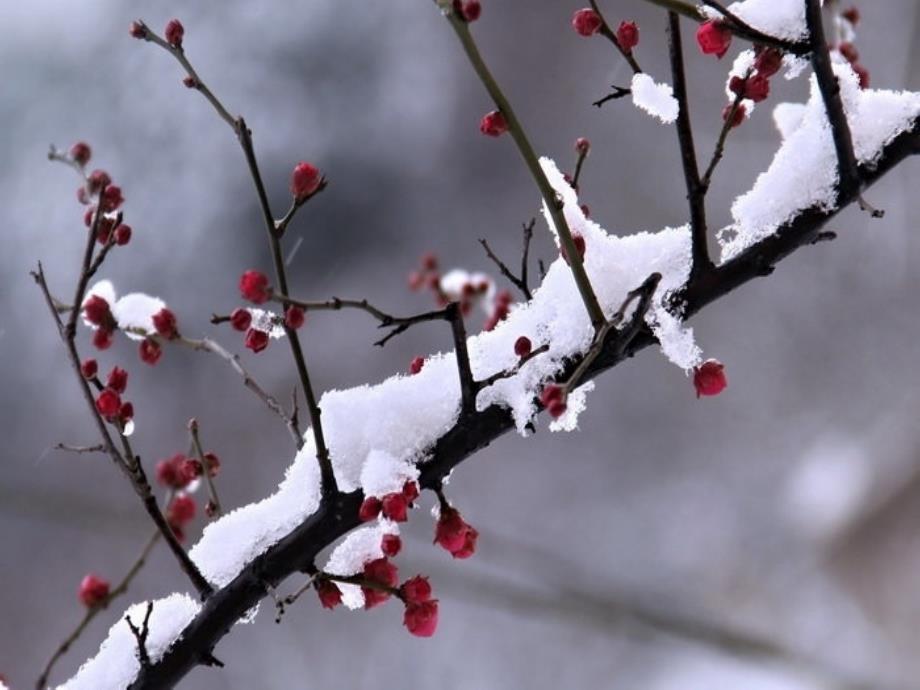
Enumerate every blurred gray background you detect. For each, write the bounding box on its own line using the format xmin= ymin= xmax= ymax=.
xmin=4 ymin=1 xmax=920 ymax=688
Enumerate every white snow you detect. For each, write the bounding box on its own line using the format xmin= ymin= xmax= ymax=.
xmin=324 ymin=521 xmax=399 ymax=609
xmin=82 ymin=280 xmax=166 ymax=341
xmin=720 ymin=62 xmax=920 ymax=262
xmin=631 ymin=73 xmax=679 ymax=124
xmin=360 ymin=449 xmax=419 ymax=498
xmin=247 ymin=307 xmax=286 ymax=339
xmin=773 ymin=102 xmax=806 ymax=140
xmin=701 ymin=0 xmax=812 ymax=41
xmin=189 ymin=437 xmax=322 ymax=587
xmin=56 ymin=594 xmax=200 ymax=690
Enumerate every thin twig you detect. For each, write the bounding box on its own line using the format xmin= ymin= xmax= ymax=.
xmin=137 ymin=20 xmax=337 ymax=498
xmin=666 ymin=13 xmax=711 ymax=282
xmin=479 ymin=235 xmax=532 ymax=300
xmin=36 ymin=530 xmax=160 ymax=690
xmin=188 ymin=419 xmax=222 ymax=518
xmin=125 ymin=601 xmax=155 ymax=668
xmin=175 ymin=335 xmax=302 ymax=448
xmin=436 ymin=0 xmax=606 ymax=332
xmin=592 ymin=85 xmax=632 ymax=108
xmin=267 ymin=292 xmax=452 ymax=347
xmin=476 ymin=344 xmax=550 ymax=391
xmin=54 ymin=443 xmax=105 ymax=455
xmin=700 ymin=68 xmax=753 ymax=191
xmin=274 ymin=179 xmax=328 ymax=237
xmin=590 ymin=0 xmax=643 ymax=73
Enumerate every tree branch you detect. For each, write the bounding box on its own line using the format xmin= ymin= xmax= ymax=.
xmin=126 ymin=117 xmax=920 ymax=690
xmin=589 ymin=0 xmax=643 ymax=73
xmin=666 ymin=12 xmax=712 ymax=282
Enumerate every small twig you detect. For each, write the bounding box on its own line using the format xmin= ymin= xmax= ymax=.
xmin=47 ymin=145 xmax=87 ymax=177
xmin=520 ymin=219 xmax=534 ymax=297
xmin=188 ymin=419 xmax=222 ymax=518
xmin=54 ymin=443 xmax=105 ymax=455
xmin=268 ymin=292 xmax=452 ymax=347
xmin=562 ymin=273 xmax=661 ymax=396
xmin=318 ymin=571 xmax=403 ymax=599
xmin=700 ymin=68 xmax=753 ymax=191
xmin=274 ymin=179 xmax=328 ymax=238
xmin=36 ymin=530 xmax=160 ymax=690
xmin=435 ymin=0 xmax=606 ymax=332
xmin=172 ymin=335 xmax=301 ymax=448
xmin=857 ymin=194 xmax=885 ymax=218
xmin=667 ymin=12 xmax=712 ymax=282
xmin=477 ymin=344 xmax=550 ymax=391
xmin=811 ymin=231 xmax=838 ymax=245
xmin=125 ymin=601 xmax=155 ymax=668
xmin=589 ymin=0 xmax=643 ymax=73
xmin=280 ymin=574 xmax=318 ymax=609
xmin=592 ymin=86 xmax=632 ymax=108
xmin=479 ymin=236 xmax=532 ymax=300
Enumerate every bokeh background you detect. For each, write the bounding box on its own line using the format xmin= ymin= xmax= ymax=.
xmin=3 ymin=1 xmax=920 ymax=689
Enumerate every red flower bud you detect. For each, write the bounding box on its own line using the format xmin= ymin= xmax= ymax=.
xmin=540 ymin=384 xmax=564 ymax=409
xmin=152 ymin=308 xmax=178 ymax=339
xmin=100 ymin=184 xmax=124 ymax=212
xmin=616 ymin=20 xmax=639 ymax=51
xmin=402 ymin=480 xmax=420 ymax=502
xmin=434 ymin=508 xmax=472 ymax=555
xmin=572 ymin=8 xmax=602 ymax=37
xmin=409 ymin=356 xmax=425 ymax=375
xmin=693 ymin=358 xmax=727 ymax=398
xmin=69 ymin=141 xmax=92 ymax=166
xmin=139 ymin=338 xmax=162 ymax=366
xmin=754 ymin=47 xmax=783 ymax=77
xmin=575 ymin=137 xmax=591 ymax=157
xmin=363 ymin=557 xmax=398 ymax=609
xmin=82 ymin=294 xmax=112 ymax=327
xmin=230 ymin=308 xmax=252 ymax=332
xmin=400 ymin=575 xmax=432 ymax=603
xmin=316 ymin=580 xmax=342 ymax=610
xmin=479 ymin=110 xmax=508 ymax=137
xmin=239 ymin=270 xmax=271 ymax=304
xmin=697 ymin=20 xmax=732 ymax=59
xmin=87 ymin=169 xmax=111 ymax=194
xmin=164 ymin=18 xmax=184 ymax=48
xmin=403 ymin=599 xmax=439 ymax=637
xmin=290 ymin=161 xmax=322 ymax=199
xmin=129 ymin=21 xmax=147 ymax=39
xmin=722 ymin=102 xmax=746 ymax=128
xmin=156 ymin=454 xmax=190 ymax=489
xmin=838 ymin=42 xmax=858 ymax=63
xmin=460 ymin=0 xmax=481 ymax=22
xmin=244 ymin=328 xmax=269 ymax=353
xmin=78 ymin=574 xmax=110 ymax=608
xmin=114 ymin=223 xmax=132 ymax=246
xmin=744 ymin=73 xmax=770 ymax=102
xmin=81 ymin=358 xmax=98 ymax=379
xmin=381 ymin=533 xmax=402 ymax=557
xmin=841 ymin=7 xmax=860 ymax=25
xmin=203 ymin=452 xmax=220 ymax=478
xmin=359 ymin=496 xmax=382 ymax=522
xmin=284 ymin=305 xmax=305 ymax=330
xmin=95 ymin=389 xmax=121 ymax=418
xmin=728 ymin=75 xmax=746 ymax=96
xmin=105 ymin=366 xmax=128 ymax=394
xmin=167 ymin=494 xmax=196 ymax=526
xmin=93 ymin=328 xmax=114 ymax=350
xmin=421 ymin=252 xmax=438 ymax=272
xmin=381 ymin=493 xmax=409 ymax=523
xmin=852 ymin=63 xmax=870 ymax=89
xmin=119 ymin=401 xmax=134 ymax=422
xmin=514 ymin=335 xmax=532 ymax=358
xmin=183 ymin=76 xmax=198 ymax=89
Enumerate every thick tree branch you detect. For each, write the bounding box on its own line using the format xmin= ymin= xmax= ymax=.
xmin=126 ymin=119 xmax=920 ymax=690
